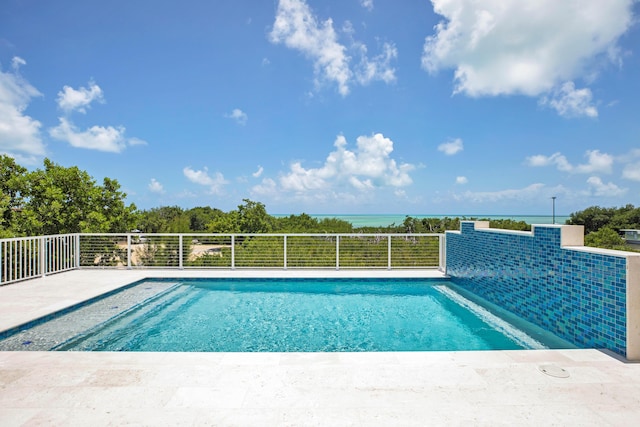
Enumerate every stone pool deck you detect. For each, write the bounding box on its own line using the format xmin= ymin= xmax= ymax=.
xmin=1 ymin=270 xmax=640 ymax=426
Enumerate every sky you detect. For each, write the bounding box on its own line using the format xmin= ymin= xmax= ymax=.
xmin=1 ymin=0 xmax=640 ymax=216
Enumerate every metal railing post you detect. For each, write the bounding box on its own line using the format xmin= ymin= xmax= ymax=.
xmin=40 ymin=236 xmax=46 ymax=277
xmin=336 ymin=235 xmax=340 ymax=270
xmin=75 ymin=234 xmax=80 ymax=269
xmin=231 ymin=235 xmax=235 ymax=269
xmin=388 ymin=235 xmax=392 ymax=270
xmin=127 ymin=234 xmax=132 ymax=269
xmin=179 ymin=234 xmax=184 ymax=269
xmin=440 ymin=234 xmax=446 ymax=272
xmin=283 ymin=235 xmax=287 ymax=270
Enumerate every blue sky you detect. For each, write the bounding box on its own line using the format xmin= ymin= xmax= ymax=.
xmin=1 ymin=0 xmax=639 ymax=215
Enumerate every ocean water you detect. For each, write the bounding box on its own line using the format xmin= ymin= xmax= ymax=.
xmin=275 ymin=214 xmax=571 ymax=228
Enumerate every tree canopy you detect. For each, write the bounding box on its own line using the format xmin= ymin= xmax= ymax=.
xmin=0 ymin=155 xmax=137 ymax=236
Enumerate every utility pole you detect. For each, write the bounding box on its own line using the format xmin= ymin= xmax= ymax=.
xmin=551 ymin=196 xmax=556 ymax=224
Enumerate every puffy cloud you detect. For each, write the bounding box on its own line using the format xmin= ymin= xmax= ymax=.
xmin=56 ymin=81 xmax=104 ymax=114
xmin=225 ymin=108 xmax=248 ymax=125
xmin=354 ymin=42 xmax=397 ymax=85
xmin=183 ymin=166 xmax=228 ymax=195
xmin=585 ymin=176 xmax=626 ymax=197
xmin=456 ymin=176 xmax=468 ymax=184
xmin=252 ymin=165 xmax=264 ymax=178
xmin=11 ymin=57 xmax=26 ymax=69
xmin=525 ymin=152 xmax=572 ymax=171
xmin=539 ymin=82 xmax=598 ymax=118
xmin=283 ymin=133 xmax=413 ymax=191
xmin=127 ymin=137 xmax=148 ymax=146
xmin=0 ymin=57 xmax=45 ymax=158
xmin=453 ymin=183 xmax=546 ymax=203
xmin=49 ymin=117 xmax=133 ymax=153
xmin=438 ymin=138 xmax=463 ymax=155
xmin=623 ymin=164 xmax=640 ymax=181
xmin=269 ymin=0 xmax=396 ymax=96
xmin=270 ymin=0 xmax=350 ymax=95
xmin=360 ymin=0 xmax=374 ymax=11
xmin=50 ymin=82 xmax=145 ymax=152
xmin=148 ymin=178 xmax=165 ymax=194
xmin=526 ymin=150 xmax=613 ymax=174
xmin=252 ymin=133 xmax=414 ymax=200
xmin=575 ymin=150 xmax=615 ymax=174
xmin=251 ymin=178 xmax=279 ymax=197
xmin=422 ymin=0 xmax=634 ymax=107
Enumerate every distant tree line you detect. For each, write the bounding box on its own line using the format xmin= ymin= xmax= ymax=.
xmin=567 ymin=205 xmax=640 ymax=250
xmin=1 ymin=155 xmax=637 ymax=251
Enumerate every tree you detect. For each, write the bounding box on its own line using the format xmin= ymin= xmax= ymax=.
xmin=207 ymin=210 xmax=240 ymax=233
xmin=488 ymin=219 xmax=530 ymax=231
xmin=5 ymin=158 xmax=136 ymax=236
xmin=584 ymin=227 xmax=628 ymax=251
xmin=237 ymin=199 xmax=273 ymax=233
xmin=609 ymin=204 xmax=640 ymax=230
xmin=0 ymin=155 xmax=27 ymax=235
xmin=567 ymin=206 xmax=617 ymax=234
xmin=187 ymin=206 xmax=223 ymax=232
xmin=137 ymin=206 xmax=185 ymax=233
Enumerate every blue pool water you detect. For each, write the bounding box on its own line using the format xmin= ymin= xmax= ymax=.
xmin=0 ymin=278 xmax=574 ymax=352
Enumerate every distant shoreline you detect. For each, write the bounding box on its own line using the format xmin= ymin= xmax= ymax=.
xmin=272 ymin=214 xmax=571 ymax=228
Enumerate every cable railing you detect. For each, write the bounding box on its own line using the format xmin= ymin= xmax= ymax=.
xmin=1 ymin=232 xmax=445 ymax=285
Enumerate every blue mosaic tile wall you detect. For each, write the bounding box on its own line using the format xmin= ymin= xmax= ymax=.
xmin=446 ymin=222 xmax=628 ymax=357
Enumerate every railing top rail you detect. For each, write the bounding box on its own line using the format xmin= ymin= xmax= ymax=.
xmin=77 ymin=232 xmax=445 ymax=237
xmin=0 ymin=233 xmax=78 ymax=243
xmin=1 ymin=232 xmax=446 ymax=245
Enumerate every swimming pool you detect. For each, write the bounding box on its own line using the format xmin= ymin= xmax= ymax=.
xmin=0 ymin=278 xmax=574 ymax=352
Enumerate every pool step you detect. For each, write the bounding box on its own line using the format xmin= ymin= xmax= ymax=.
xmin=53 ymin=284 xmax=201 ymax=351
xmin=0 ymin=281 xmax=181 ymax=351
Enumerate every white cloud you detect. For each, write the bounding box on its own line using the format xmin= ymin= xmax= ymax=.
xmin=269 ymin=0 xmax=396 ymax=96
xmin=623 ymin=163 xmax=640 ymax=181
xmin=422 ymin=0 xmax=634 ymax=102
xmin=438 ymin=138 xmax=463 ymax=155
xmin=127 ymin=137 xmax=148 ymax=146
xmin=49 ymin=117 xmax=130 ymax=153
xmin=540 ymin=81 xmax=598 ymax=118
xmin=252 ymin=165 xmax=264 ymax=178
xmin=0 ymin=57 xmax=45 ymax=158
xmin=252 ymin=178 xmax=279 ymax=197
xmin=252 ymin=133 xmax=414 ymax=200
xmin=619 ymin=149 xmax=640 ymax=181
xmin=148 ymin=178 xmax=165 ymax=194
xmin=354 ymin=42 xmax=398 ymax=85
xmin=453 ymin=183 xmax=546 ymax=203
xmin=11 ymin=57 xmax=26 ymax=70
xmin=225 ymin=108 xmax=248 ymax=125
xmin=360 ymin=0 xmax=374 ymax=11
xmin=49 ymin=82 xmax=145 ymax=152
xmin=456 ymin=176 xmax=468 ymax=184
xmin=526 ymin=150 xmax=613 ymax=174
xmin=270 ymin=0 xmax=350 ymax=95
xmin=575 ymin=150 xmax=614 ymax=174
xmin=56 ymin=81 xmax=104 ymax=114
xmin=585 ymin=176 xmax=627 ymax=197
xmin=183 ymin=166 xmax=228 ymax=195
